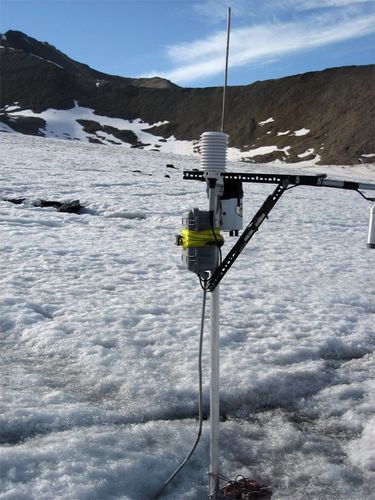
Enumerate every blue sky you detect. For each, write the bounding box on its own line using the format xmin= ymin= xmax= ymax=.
xmin=1 ymin=0 xmax=374 ymax=87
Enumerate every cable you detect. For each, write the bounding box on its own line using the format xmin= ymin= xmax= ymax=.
xmin=155 ymin=280 xmax=208 ymax=499
xmin=356 ymin=189 xmax=375 ymax=202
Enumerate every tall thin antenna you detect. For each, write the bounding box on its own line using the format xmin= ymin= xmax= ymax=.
xmin=220 ymin=5 xmax=231 ymax=132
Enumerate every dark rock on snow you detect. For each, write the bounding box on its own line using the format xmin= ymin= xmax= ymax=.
xmin=3 ymin=197 xmax=83 ymax=213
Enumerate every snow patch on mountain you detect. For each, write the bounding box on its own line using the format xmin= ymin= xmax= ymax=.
xmin=28 ymin=52 xmax=65 ymax=69
xmin=242 ymin=145 xmax=290 ymax=157
xmin=298 ymin=148 xmax=315 ymax=158
xmin=293 ymin=128 xmax=310 ymax=136
xmin=259 ymin=117 xmax=275 ymax=126
xmin=4 ymin=103 xmax=20 ymax=111
xmin=6 ymin=103 xmax=197 ymax=155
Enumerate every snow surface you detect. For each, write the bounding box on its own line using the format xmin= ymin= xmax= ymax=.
xmin=0 ymin=133 xmax=375 ymax=499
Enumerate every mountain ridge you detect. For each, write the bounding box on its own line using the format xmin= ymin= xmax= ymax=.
xmin=1 ymin=30 xmax=374 ymax=164
xmin=0 ymin=30 xmax=178 ymax=88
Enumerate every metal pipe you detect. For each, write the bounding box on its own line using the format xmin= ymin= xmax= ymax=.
xmin=320 ymin=179 xmax=375 ymax=191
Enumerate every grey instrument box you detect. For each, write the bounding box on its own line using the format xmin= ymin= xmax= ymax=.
xmin=181 ymin=208 xmax=219 ymax=275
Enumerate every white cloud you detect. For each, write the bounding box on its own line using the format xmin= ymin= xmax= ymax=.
xmin=157 ymin=9 xmax=375 ymax=84
xmin=192 ymin=0 xmax=374 ymax=21
xmin=299 ymin=0 xmax=374 ymax=8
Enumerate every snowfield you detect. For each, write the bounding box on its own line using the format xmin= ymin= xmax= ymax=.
xmin=0 ymin=133 xmax=374 ymax=499
xmin=1 ymin=104 xmax=324 ymax=163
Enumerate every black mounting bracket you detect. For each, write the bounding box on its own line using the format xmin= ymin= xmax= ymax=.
xmin=183 ymin=170 xmax=375 ymax=291
xmin=207 ymin=179 xmax=288 ymax=291
xmin=183 ymin=170 xmax=328 ymax=187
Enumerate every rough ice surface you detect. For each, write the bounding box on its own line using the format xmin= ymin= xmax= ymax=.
xmin=0 ymin=133 xmax=374 ymax=499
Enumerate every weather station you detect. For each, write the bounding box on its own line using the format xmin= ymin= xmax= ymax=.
xmin=157 ymin=5 xmax=375 ymax=500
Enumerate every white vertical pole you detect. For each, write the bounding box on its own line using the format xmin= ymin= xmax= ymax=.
xmin=201 ymin=130 xmax=227 ymax=498
xmin=209 ymin=282 xmax=220 ymax=499
xmin=209 ymin=7 xmax=230 ymax=493
xmin=368 ymin=205 xmax=375 ymax=248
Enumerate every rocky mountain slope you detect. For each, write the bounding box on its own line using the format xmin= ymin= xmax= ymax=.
xmin=1 ymin=30 xmax=374 ymax=164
